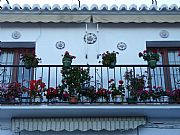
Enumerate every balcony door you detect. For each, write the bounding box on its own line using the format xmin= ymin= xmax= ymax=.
xmin=148 ymin=47 xmax=180 ymax=90
xmin=0 ymin=48 xmax=35 ymax=85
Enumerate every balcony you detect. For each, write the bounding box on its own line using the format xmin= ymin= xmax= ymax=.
xmin=0 ymin=64 xmax=180 ymax=104
xmin=0 ymin=64 xmax=180 ymax=118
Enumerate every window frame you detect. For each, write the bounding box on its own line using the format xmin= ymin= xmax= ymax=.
xmin=147 ymin=41 xmax=180 ymax=90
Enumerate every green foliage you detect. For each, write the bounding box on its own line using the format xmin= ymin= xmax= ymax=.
xmin=124 ymin=70 xmax=147 ymax=98
xmin=108 ymin=79 xmax=125 ymax=99
xmin=61 ymin=67 xmax=90 ymax=96
xmin=20 ymin=53 xmax=41 ymax=68
xmin=102 ymin=51 xmax=118 ymax=66
xmin=139 ymin=50 xmax=160 ymax=61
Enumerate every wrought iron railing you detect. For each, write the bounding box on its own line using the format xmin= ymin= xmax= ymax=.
xmin=0 ymin=64 xmax=179 ymax=104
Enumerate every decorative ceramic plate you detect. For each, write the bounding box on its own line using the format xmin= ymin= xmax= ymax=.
xmin=117 ymin=42 xmax=127 ymax=51
xmin=12 ymin=31 xmax=21 ymax=39
xmin=56 ymin=41 xmax=65 ymax=49
xmin=84 ymin=33 xmax=97 ymax=44
xmin=160 ymin=30 xmax=169 ymax=38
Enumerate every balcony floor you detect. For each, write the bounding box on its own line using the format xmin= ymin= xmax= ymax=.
xmin=0 ymin=104 xmax=180 ymax=118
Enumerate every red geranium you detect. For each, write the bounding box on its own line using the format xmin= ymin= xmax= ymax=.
xmin=29 ymin=79 xmax=46 ymax=97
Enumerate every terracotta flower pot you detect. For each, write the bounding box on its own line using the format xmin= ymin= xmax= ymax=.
xmin=69 ymin=96 xmax=78 ymax=104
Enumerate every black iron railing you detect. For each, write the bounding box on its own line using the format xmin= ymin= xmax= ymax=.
xmin=0 ymin=64 xmax=179 ymax=104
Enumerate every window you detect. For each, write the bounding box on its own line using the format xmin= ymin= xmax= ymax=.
xmin=147 ymin=41 xmax=180 ymax=90
xmin=0 ymin=42 xmax=35 ymax=85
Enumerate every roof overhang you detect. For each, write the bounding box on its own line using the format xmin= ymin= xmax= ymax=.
xmin=0 ymin=4 xmax=180 ymax=23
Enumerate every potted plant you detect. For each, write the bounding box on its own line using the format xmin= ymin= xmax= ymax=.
xmin=20 ymin=53 xmax=41 ymax=69
xmin=28 ymin=79 xmax=46 ymax=102
xmin=80 ymin=86 xmax=96 ymax=103
xmin=96 ymin=88 xmax=111 ymax=102
xmin=108 ymin=79 xmax=125 ymax=103
xmin=172 ymin=89 xmax=180 ymax=103
xmin=124 ymin=70 xmax=146 ymax=104
xmin=61 ymin=67 xmax=90 ymax=103
xmin=6 ymin=82 xmax=22 ymax=103
xmin=62 ymin=51 xmax=76 ymax=68
xmin=138 ymin=90 xmax=150 ymax=102
xmin=139 ymin=49 xmax=160 ymax=69
xmin=45 ymin=87 xmax=58 ymax=102
xmin=102 ymin=51 xmax=119 ymax=68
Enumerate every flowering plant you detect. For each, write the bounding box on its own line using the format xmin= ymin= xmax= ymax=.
xmin=102 ymin=51 xmax=119 ymax=68
xmin=20 ymin=53 xmax=41 ymax=69
xmin=171 ymin=89 xmax=180 ymax=102
xmin=138 ymin=86 xmax=172 ymax=101
xmin=139 ymin=50 xmax=160 ymax=61
xmin=45 ymin=87 xmax=58 ymax=99
xmin=108 ymin=79 xmax=125 ymax=100
xmin=151 ymin=86 xmax=171 ymax=98
xmin=6 ymin=82 xmax=22 ymax=99
xmin=96 ymin=88 xmax=111 ymax=102
xmin=80 ymin=86 xmax=96 ymax=102
xmin=138 ymin=90 xmax=149 ymax=101
xmin=29 ymin=79 xmax=46 ymax=98
xmin=124 ymin=70 xmax=146 ymax=98
xmin=62 ymin=91 xmax=69 ymax=101
xmin=61 ymin=67 xmax=90 ymax=96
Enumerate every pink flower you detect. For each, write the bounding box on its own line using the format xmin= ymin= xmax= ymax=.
xmin=149 ymin=90 xmax=154 ymax=94
xmin=65 ymin=51 xmax=69 ymax=54
xmin=40 ymin=83 xmax=46 ymax=88
xmin=108 ymin=80 xmax=112 ymax=83
xmin=108 ymin=79 xmax=114 ymax=83
xmin=15 ymin=83 xmax=21 ymax=87
xmin=37 ymin=79 xmax=42 ymax=83
xmin=152 ymin=49 xmax=158 ymax=53
xmin=143 ymin=50 xmax=147 ymax=53
xmin=166 ymin=89 xmax=170 ymax=93
xmin=47 ymin=90 xmax=51 ymax=95
xmin=119 ymin=80 xmax=124 ymax=84
xmin=63 ymin=92 xmax=69 ymax=98
xmin=107 ymin=90 xmax=112 ymax=94
xmin=145 ymin=90 xmax=148 ymax=94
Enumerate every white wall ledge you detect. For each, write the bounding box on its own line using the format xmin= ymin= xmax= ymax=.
xmin=0 ymin=104 xmax=180 ymax=118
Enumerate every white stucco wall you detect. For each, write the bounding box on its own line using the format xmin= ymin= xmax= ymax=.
xmin=1 ymin=127 xmax=180 ymax=135
xmin=0 ymin=20 xmax=180 ymax=135
xmin=1 ymin=23 xmax=180 ymax=65
xmin=139 ymin=128 xmax=180 ymax=135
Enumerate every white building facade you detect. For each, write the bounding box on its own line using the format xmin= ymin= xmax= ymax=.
xmin=0 ymin=3 xmax=180 ymax=135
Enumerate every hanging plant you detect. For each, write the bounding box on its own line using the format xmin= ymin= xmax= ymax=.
xmin=139 ymin=50 xmax=160 ymax=69
xmin=101 ymin=51 xmax=119 ymax=68
xmin=62 ymin=51 xmax=76 ymax=68
xmin=20 ymin=53 xmax=41 ymax=69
